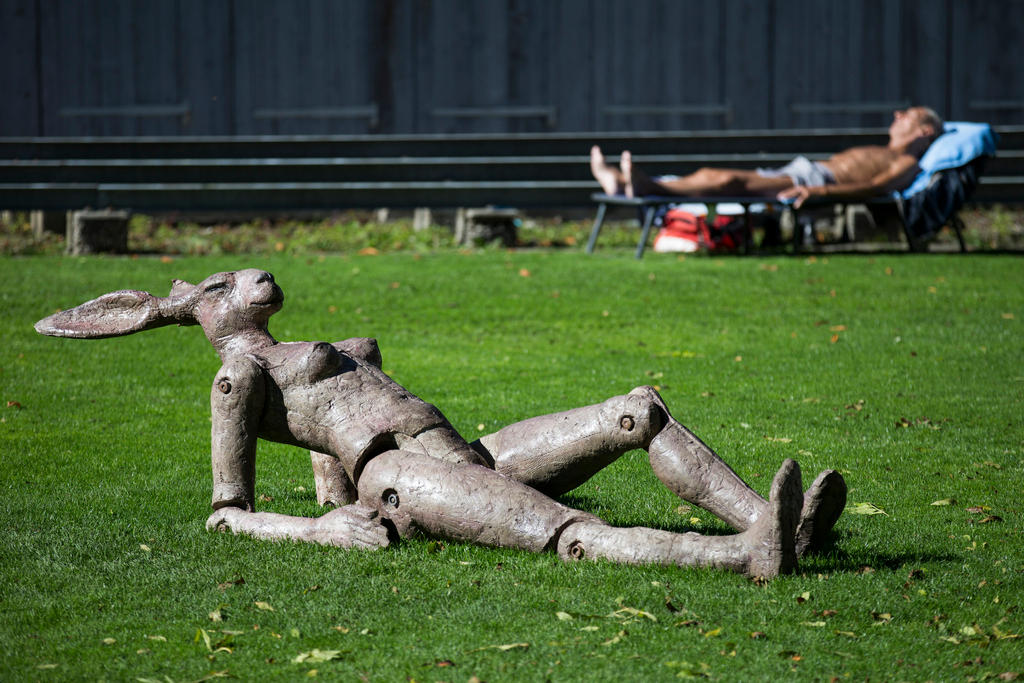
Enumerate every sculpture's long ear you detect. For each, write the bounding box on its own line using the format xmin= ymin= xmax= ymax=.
xmin=163 ymin=279 xmax=202 ymax=324
xmin=35 ymin=289 xmax=175 ymax=338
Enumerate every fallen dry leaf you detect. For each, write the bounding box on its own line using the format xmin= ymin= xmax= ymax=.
xmin=218 ymin=576 xmax=245 ymax=591
xmin=848 ymin=502 xmax=887 ymax=516
xmin=470 ymin=642 xmax=530 ymax=652
xmin=254 ymin=601 xmax=274 ymax=611
xmin=601 ymin=631 xmax=626 ymax=646
xmin=293 ymin=649 xmax=342 ymax=664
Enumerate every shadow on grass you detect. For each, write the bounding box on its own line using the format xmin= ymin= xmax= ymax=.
xmin=797 ymin=530 xmax=959 ymax=574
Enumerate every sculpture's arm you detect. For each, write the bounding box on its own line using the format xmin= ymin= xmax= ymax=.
xmin=207 ymin=502 xmax=391 ymax=549
xmin=210 ymin=356 xmax=266 ymax=511
xmin=332 ymin=337 xmax=382 ymax=368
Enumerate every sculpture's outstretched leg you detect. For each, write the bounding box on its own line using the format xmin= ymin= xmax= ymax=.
xmin=355 ymin=450 xmax=800 ymax=578
xmin=558 ymin=459 xmax=802 ymax=577
xmin=470 ymin=386 xmax=845 ymax=555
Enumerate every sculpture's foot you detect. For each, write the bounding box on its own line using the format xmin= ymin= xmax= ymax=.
xmin=744 ymin=458 xmax=802 ymax=578
xmin=795 ymin=469 xmax=847 ymax=555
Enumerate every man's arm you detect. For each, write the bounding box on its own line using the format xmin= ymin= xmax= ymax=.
xmin=779 ymin=155 xmax=922 ymax=208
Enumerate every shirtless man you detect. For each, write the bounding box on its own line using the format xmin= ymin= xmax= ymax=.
xmin=590 ymin=107 xmax=943 ymax=208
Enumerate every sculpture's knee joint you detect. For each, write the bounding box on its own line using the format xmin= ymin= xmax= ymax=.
xmin=617 ymin=387 xmax=664 ymax=444
xmin=557 ymin=525 xmax=589 ymax=561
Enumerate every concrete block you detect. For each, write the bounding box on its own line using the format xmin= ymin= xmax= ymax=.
xmin=412 ymin=207 xmax=433 ymax=231
xmin=66 ymin=209 xmax=130 ymax=255
xmin=454 ymin=207 xmax=518 ymax=247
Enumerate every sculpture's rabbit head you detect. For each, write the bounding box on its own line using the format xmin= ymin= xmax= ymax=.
xmin=35 ymin=269 xmax=284 ymax=358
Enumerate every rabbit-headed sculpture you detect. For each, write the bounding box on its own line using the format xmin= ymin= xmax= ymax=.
xmin=36 ymin=269 xmax=847 ymax=577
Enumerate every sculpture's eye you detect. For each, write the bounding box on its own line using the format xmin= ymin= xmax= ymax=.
xmin=204 ymin=282 xmax=228 ymax=295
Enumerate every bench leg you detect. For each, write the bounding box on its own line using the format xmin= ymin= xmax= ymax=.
xmin=586 ymin=202 xmax=608 ymax=254
xmin=635 ymin=206 xmax=657 ymax=259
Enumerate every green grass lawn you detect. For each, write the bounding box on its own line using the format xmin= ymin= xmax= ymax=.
xmin=1 ymin=250 xmax=1022 ymax=681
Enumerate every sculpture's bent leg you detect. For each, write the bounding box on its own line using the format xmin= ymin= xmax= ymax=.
xmin=642 ymin=386 xmax=846 ymax=555
xmin=557 ymin=459 xmax=802 ymax=578
xmin=469 ymin=391 xmax=662 ymax=496
xmin=472 ymin=385 xmax=845 ymax=555
xmin=356 ymin=450 xmax=799 ymax=578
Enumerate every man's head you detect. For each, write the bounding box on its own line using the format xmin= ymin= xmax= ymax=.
xmin=890 ymin=106 xmax=944 ymax=149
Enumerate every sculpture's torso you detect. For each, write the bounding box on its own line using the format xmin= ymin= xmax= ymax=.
xmin=248 ymin=339 xmax=452 ymax=479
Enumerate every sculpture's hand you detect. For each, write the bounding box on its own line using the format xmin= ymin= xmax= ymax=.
xmin=310 ymin=504 xmax=392 ymax=549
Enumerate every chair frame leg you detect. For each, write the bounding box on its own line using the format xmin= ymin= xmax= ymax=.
xmin=950 ymin=213 xmax=968 ymax=252
xmin=635 ymin=206 xmax=657 ymax=259
xmin=586 ymin=202 xmax=608 ymax=254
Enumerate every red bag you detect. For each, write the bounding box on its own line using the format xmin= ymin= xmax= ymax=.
xmin=653 ymin=209 xmax=744 ymax=253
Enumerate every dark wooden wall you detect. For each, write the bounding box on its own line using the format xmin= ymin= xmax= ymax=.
xmin=2 ymin=0 xmax=1022 ymax=137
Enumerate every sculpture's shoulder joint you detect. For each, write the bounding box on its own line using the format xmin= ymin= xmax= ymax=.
xmin=211 ymin=355 xmax=266 ymax=411
xmin=332 ymin=337 xmax=382 ymax=367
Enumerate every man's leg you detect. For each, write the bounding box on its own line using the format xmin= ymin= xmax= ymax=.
xmin=590 ymin=146 xmax=626 ymax=195
xmin=469 ymin=386 xmax=845 ymax=555
xmin=620 ymin=151 xmax=795 ymax=198
xmin=355 ymin=449 xmax=801 ymax=578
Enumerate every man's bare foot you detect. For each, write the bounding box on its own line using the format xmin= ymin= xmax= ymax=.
xmin=590 ymin=145 xmax=621 ymax=195
xmin=621 ymin=150 xmax=634 ymax=198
